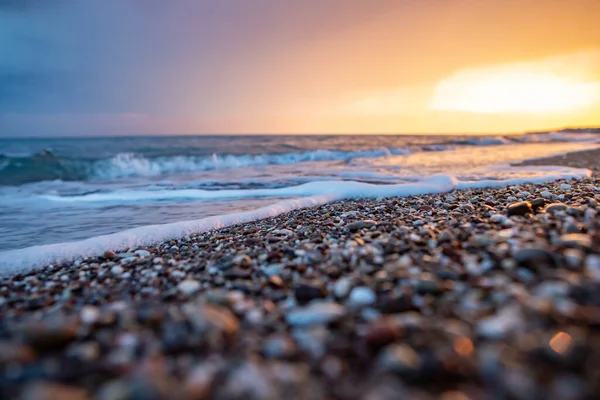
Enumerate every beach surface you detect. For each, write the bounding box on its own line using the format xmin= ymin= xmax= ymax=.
xmin=1 ymin=153 xmax=600 ymax=399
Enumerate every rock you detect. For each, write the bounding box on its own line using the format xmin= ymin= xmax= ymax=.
xmin=530 ymin=198 xmax=546 ymax=210
xmin=507 ymin=201 xmax=532 ymax=216
xmin=514 ymin=248 xmax=558 ymax=269
xmin=567 ymin=207 xmax=584 ymax=216
xmin=376 ymin=295 xmax=417 ymax=314
xmin=185 ymin=361 xmax=222 ymax=399
xmin=348 ymin=286 xmax=377 ymax=306
xmin=294 ymin=283 xmax=327 ymax=304
xmin=378 ymin=344 xmax=422 ymax=376
xmin=363 ymin=319 xmax=402 ymax=348
xmin=262 ymin=335 xmax=297 ymax=359
xmin=134 ymin=249 xmax=151 ymax=258
xmin=232 ymin=254 xmax=252 ymax=268
xmin=346 ymin=220 xmax=376 ymax=232
xmin=560 ymin=183 xmax=572 ymax=191
xmin=178 ymin=280 xmax=201 ymax=296
xmin=560 ymin=234 xmax=592 ymax=250
xmin=545 ymin=203 xmax=567 ymax=213
xmin=13 ymin=321 xmax=78 ymax=352
xmin=20 ymin=382 xmax=90 ymax=400
xmin=0 ymin=341 xmax=34 ymax=365
xmin=184 ymin=303 xmax=239 ymax=339
xmin=334 ymin=277 xmax=353 ymax=298
xmin=80 ymin=306 xmax=100 ymax=325
xmin=541 ymin=191 xmax=553 ymax=199
xmin=286 ymin=302 xmax=346 ymax=327
xmin=110 ymin=265 xmax=124 ymax=275
xmin=477 ymin=305 xmax=522 ymax=339
xmin=415 ymin=279 xmax=443 ymax=295
xmin=103 ymin=250 xmax=117 ymax=260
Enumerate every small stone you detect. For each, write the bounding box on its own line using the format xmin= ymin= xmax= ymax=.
xmin=294 ymin=283 xmax=326 ymax=304
xmin=334 ymin=277 xmax=353 ymax=298
xmin=286 ymin=302 xmax=346 ymax=327
xmin=348 ymin=286 xmax=377 ymax=306
xmin=545 ymin=203 xmax=567 ymax=213
xmin=530 ymin=198 xmax=546 ymax=210
xmin=178 ymin=280 xmax=201 ymax=295
xmin=110 ymin=265 xmax=123 ymax=275
xmin=134 ymin=249 xmax=151 ymax=258
xmin=477 ymin=305 xmax=522 ymax=339
xmin=378 ymin=344 xmax=422 ymax=376
xmin=567 ymin=207 xmax=584 ymax=216
xmin=507 ymin=201 xmax=532 ymax=216
xmin=346 ymin=220 xmax=376 ymax=232
xmin=103 ymin=250 xmax=117 ymax=260
xmin=20 ymin=382 xmax=90 ymax=400
xmin=376 ymin=295 xmax=417 ymax=314
xmin=80 ymin=306 xmax=100 ymax=325
xmin=262 ymin=335 xmax=296 ymax=359
xmin=14 ymin=321 xmax=78 ymax=352
xmin=363 ymin=319 xmax=402 ymax=348
xmin=560 ymin=233 xmax=592 ymax=250
xmin=0 ymin=341 xmax=35 ymax=365
xmin=415 ymin=279 xmax=443 ymax=295
xmin=560 ymin=183 xmax=571 ymax=191
xmin=514 ymin=248 xmax=558 ymax=269
xmin=541 ymin=191 xmax=553 ymax=199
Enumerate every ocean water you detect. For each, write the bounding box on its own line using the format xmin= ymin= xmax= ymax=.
xmin=1 ymin=133 xmax=599 ymax=274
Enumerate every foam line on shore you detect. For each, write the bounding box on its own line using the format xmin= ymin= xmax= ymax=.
xmin=0 ymin=166 xmax=592 ymax=275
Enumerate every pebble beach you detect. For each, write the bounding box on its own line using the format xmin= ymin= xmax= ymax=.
xmin=1 ymin=151 xmax=600 ymax=399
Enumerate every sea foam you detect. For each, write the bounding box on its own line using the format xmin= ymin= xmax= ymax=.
xmin=0 ymin=166 xmax=591 ymax=275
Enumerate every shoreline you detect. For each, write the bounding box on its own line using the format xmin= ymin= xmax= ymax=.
xmin=1 ymin=151 xmax=600 ymax=397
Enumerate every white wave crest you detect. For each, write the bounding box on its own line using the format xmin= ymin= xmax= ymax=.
xmin=1 ymin=165 xmax=592 ymax=275
xmin=91 ymin=148 xmax=413 ymax=180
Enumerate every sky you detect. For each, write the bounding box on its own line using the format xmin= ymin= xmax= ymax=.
xmin=1 ymin=0 xmax=600 ymax=136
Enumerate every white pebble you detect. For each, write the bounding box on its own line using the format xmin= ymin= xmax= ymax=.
xmin=178 ymin=279 xmax=201 ymax=295
xmin=541 ymin=191 xmax=552 ymax=199
xmin=560 ymin=183 xmax=571 ymax=191
xmin=334 ymin=277 xmax=353 ymax=298
xmin=111 ymin=265 xmax=123 ymax=275
xmin=286 ymin=302 xmax=345 ymax=326
xmin=348 ymin=286 xmax=376 ymax=306
xmin=80 ymin=306 xmax=100 ymax=324
xmin=134 ymin=250 xmax=151 ymax=258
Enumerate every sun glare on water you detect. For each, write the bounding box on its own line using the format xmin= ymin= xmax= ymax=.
xmin=431 ymin=67 xmax=600 ymax=114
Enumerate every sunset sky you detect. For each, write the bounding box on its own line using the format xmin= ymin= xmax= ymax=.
xmin=1 ymin=0 xmax=600 ymax=136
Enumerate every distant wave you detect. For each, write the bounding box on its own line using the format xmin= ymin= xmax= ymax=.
xmin=0 ymin=147 xmax=412 ymax=185
xmin=3 ymin=133 xmax=596 ymax=185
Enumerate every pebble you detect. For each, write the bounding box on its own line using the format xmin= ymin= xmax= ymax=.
xmin=286 ymin=302 xmax=346 ymax=326
xmin=134 ymin=249 xmax=151 ymax=258
xmin=346 ymin=220 xmax=376 ymax=232
xmin=178 ymin=280 xmax=201 ymax=295
xmin=110 ymin=265 xmax=123 ymax=275
xmin=560 ymin=233 xmax=592 ymax=250
xmin=507 ymin=201 xmax=532 ymax=216
xmin=348 ymin=286 xmax=377 ymax=306
xmin=545 ymin=203 xmax=567 ymax=213
xmin=334 ymin=277 xmax=353 ymax=298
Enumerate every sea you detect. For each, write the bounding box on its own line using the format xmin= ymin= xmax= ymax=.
xmin=1 ymin=132 xmax=599 ymax=274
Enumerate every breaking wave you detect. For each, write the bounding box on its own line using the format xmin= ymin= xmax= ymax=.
xmin=0 ymin=148 xmax=412 ymax=185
